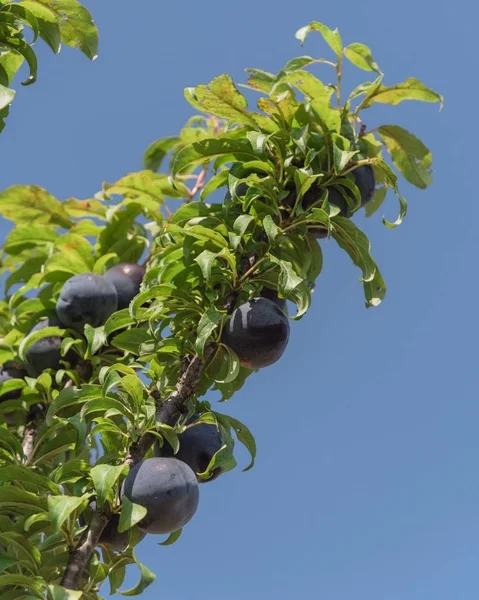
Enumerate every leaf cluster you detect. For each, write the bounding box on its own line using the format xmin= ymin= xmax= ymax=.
xmin=0 ymin=0 xmax=98 ymax=131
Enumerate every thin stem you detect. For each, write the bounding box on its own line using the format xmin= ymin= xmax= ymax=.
xmin=21 ymin=424 xmax=37 ymax=465
xmin=186 ymin=165 xmax=208 ymax=202
xmin=336 ymin=52 xmax=343 ymax=108
xmin=238 ymin=256 xmax=267 ymax=284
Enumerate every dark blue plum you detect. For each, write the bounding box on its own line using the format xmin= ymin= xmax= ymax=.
xmin=56 ymin=273 xmax=118 ymax=332
xmin=0 ymin=361 xmax=26 ymax=403
xmin=304 ymin=164 xmax=376 ymax=222
xmin=25 ymin=317 xmax=77 ymax=378
xmin=156 ymin=414 xmax=224 ymax=483
xmin=104 ymin=263 xmax=145 ymax=310
xmin=221 ymin=297 xmax=290 ymax=369
xmin=121 ymin=457 xmax=199 ymax=535
xmin=261 ymin=288 xmax=287 ymax=312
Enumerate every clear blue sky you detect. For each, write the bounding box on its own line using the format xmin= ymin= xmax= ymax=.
xmin=1 ymin=0 xmax=477 ymax=598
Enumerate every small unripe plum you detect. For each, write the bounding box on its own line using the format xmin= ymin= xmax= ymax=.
xmin=56 ymin=273 xmax=118 ymax=332
xmin=104 ymin=263 xmax=146 ymax=310
xmin=221 ymin=297 xmax=290 ymax=369
xmin=156 ymin=415 xmax=224 ymax=483
xmin=121 ymin=457 xmax=199 ymax=535
xmin=0 ymin=361 xmax=26 ymax=403
xmin=25 ymin=317 xmax=77 ymax=378
xmin=261 ymin=287 xmax=287 ymax=312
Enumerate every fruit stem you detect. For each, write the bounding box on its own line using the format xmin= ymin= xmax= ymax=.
xmin=336 ymin=52 xmax=343 ymax=108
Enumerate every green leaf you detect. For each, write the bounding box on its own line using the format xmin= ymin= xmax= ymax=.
xmin=233 ymin=214 xmax=255 ymax=235
xmin=159 ymin=528 xmax=182 ymax=546
xmin=0 ymin=465 xmax=60 ymax=494
xmin=348 ymin=77 xmax=383 ymax=102
xmin=200 ymin=169 xmax=229 ymax=201
xmin=295 ymin=21 xmax=342 ymax=55
xmin=111 ymin=328 xmax=153 ymax=355
xmin=263 ymin=215 xmax=281 ymax=244
xmin=208 ymin=344 xmax=240 ymax=384
xmin=119 ymin=556 xmax=156 ymax=596
xmin=195 ymin=308 xmax=223 ymax=359
xmin=109 ymin=563 xmax=127 ymax=596
xmin=272 ymin=70 xmax=331 ymax=99
xmin=0 ymin=487 xmax=47 ymax=512
xmin=37 ymin=0 xmax=98 ymax=60
xmin=184 ymin=74 xmax=257 ymax=128
xmin=0 ymin=82 xmax=14 ymax=110
xmin=223 ymin=414 xmax=256 ymax=471
xmin=0 ymin=185 xmax=73 ymax=228
xmin=268 ymin=255 xmax=303 ymax=293
xmin=364 ymin=185 xmax=388 ymax=218
xmin=48 ymin=585 xmax=83 ymax=600
xmin=244 ymin=67 xmax=275 ymax=93
xmin=103 ymin=171 xmax=172 ymax=207
xmin=46 ymin=385 xmax=102 ymax=424
xmin=18 ymin=325 xmax=65 ymax=362
xmin=344 ymin=43 xmax=381 ymax=73
xmin=120 ymin=374 xmax=145 ymax=410
xmin=0 ymin=34 xmax=37 ymax=85
xmin=184 ymin=224 xmax=228 ymax=249
xmin=172 ymin=137 xmax=261 ymax=177
xmin=0 ymin=531 xmax=41 ymax=568
xmin=18 ymin=1 xmax=61 ymax=53
xmin=377 ymin=125 xmax=432 ymax=189
xmin=0 ymin=574 xmax=43 ymax=594
xmin=48 ymin=495 xmax=86 ymax=531
xmin=154 ymin=423 xmax=179 ymax=454
xmin=0 ymin=556 xmax=16 ymax=572
xmin=62 ymin=197 xmax=106 ymax=220
xmin=331 ymin=217 xmax=386 ymax=307
xmin=118 ymin=496 xmax=147 ymax=533
xmin=362 ymin=77 xmax=443 ymax=110
xmin=0 ymin=50 xmax=23 ymax=88
xmin=143 ymin=136 xmax=180 ymax=171
xmin=104 ymin=308 xmax=136 ymax=336
xmin=7 ymin=4 xmax=40 ymax=42
xmin=84 ymin=325 xmax=107 ymax=357
xmin=91 ymin=464 xmax=126 ymax=507
xmin=195 ymin=249 xmax=219 ymax=282
xmin=3 ymin=224 xmax=58 ymax=255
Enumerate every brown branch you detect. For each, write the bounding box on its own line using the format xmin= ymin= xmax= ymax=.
xmin=125 ymin=347 xmax=214 ymax=468
xmin=60 ymin=507 xmax=111 ymax=591
xmin=186 ymin=165 xmax=208 ymax=203
xmin=21 ymin=424 xmax=37 ymax=464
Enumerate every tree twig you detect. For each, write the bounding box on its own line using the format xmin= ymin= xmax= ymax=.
xmin=60 ymin=507 xmax=111 ymax=591
xmin=186 ymin=165 xmax=208 ymax=203
xmin=125 ymin=347 xmax=214 ymax=468
xmin=21 ymin=424 xmax=37 ymax=464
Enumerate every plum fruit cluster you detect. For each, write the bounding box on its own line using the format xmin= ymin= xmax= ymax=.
xmin=0 ymin=263 xmax=145 ymax=413
xmin=91 ymin=415 xmax=224 ymax=548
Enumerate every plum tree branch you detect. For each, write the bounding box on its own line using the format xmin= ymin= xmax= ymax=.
xmin=60 ymin=507 xmax=111 ymax=591
xmin=21 ymin=424 xmax=37 ymax=464
xmin=126 ymin=347 xmax=214 ymax=467
xmin=60 ymin=347 xmax=214 ymax=590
